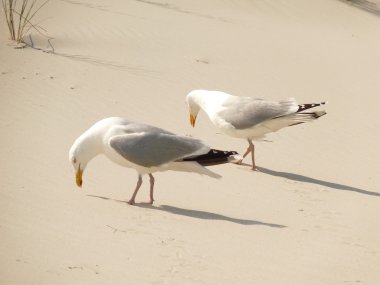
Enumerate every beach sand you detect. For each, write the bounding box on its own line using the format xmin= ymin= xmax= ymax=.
xmin=1 ymin=0 xmax=380 ymax=284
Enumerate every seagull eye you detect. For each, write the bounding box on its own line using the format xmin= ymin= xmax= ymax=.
xmin=73 ymin=158 xmax=77 ymax=164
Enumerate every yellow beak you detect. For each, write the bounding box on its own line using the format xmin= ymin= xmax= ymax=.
xmin=190 ymin=113 xmax=196 ymax=127
xmin=76 ymin=166 xmax=83 ymax=187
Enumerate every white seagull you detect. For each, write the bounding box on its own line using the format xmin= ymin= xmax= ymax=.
xmin=69 ymin=117 xmax=239 ymax=205
xmin=186 ymin=90 xmax=326 ymax=170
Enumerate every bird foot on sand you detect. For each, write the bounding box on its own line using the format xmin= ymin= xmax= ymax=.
xmin=127 ymin=200 xmax=154 ymax=206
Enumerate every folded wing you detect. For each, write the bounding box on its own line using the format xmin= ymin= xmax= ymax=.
xmin=109 ymin=132 xmax=210 ymax=168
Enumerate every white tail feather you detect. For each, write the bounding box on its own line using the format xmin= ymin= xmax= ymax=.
xmin=262 ymin=111 xmax=326 ymax=132
xmin=227 ymin=154 xmax=243 ymax=163
xmin=165 ymin=161 xmax=222 ymax=179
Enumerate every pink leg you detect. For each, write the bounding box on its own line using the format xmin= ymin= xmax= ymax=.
xmin=243 ymin=145 xmax=252 ymax=158
xmin=128 ymin=174 xmax=143 ymax=205
xmin=248 ymin=140 xmax=257 ymax=171
xmin=148 ymin=174 xmax=155 ymax=204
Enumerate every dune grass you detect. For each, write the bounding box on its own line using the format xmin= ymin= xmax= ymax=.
xmin=1 ymin=0 xmax=49 ymax=44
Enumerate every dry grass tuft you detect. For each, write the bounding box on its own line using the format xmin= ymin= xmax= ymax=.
xmin=1 ymin=0 xmax=49 ymax=44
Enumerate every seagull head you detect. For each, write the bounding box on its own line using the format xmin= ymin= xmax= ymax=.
xmin=186 ymin=91 xmax=202 ymax=127
xmin=68 ymin=118 xmax=118 ymax=188
xmin=69 ymin=129 xmax=101 ymax=188
xmin=69 ymin=143 xmax=89 ymax=188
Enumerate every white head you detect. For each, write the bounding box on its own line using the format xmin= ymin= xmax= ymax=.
xmin=185 ymin=90 xmax=203 ymax=127
xmin=186 ymin=90 xmax=230 ymax=127
xmin=69 ymin=127 xmax=102 ymax=187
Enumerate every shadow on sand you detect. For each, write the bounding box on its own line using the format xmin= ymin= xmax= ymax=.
xmin=257 ymin=166 xmax=379 ymax=197
xmin=87 ymin=195 xmax=286 ymax=228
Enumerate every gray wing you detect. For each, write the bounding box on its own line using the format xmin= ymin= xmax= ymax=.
xmin=121 ymin=121 xmax=174 ymax=136
xmin=218 ymin=97 xmax=298 ymax=129
xmin=109 ymin=132 xmax=209 ymax=167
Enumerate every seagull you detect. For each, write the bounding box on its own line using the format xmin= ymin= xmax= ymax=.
xmin=69 ymin=117 xmax=239 ymax=205
xmin=186 ymin=90 xmax=326 ymax=170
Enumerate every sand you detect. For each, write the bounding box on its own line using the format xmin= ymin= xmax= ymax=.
xmin=1 ymin=0 xmax=380 ymax=284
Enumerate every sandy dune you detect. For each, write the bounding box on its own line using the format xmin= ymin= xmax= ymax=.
xmin=1 ymin=0 xmax=380 ymax=284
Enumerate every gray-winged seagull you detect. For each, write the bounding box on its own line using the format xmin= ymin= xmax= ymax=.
xmin=69 ymin=117 xmax=239 ymax=205
xmin=186 ymin=90 xmax=326 ymax=170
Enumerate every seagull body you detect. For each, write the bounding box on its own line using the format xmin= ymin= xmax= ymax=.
xmin=186 ymin=90 xmax=326 ymax=170
xmin=69 ymin=117 xmax=238 ymax=204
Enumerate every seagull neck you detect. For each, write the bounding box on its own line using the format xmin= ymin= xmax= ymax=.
xmin=77 ymin=128 xmax=103 ymax=162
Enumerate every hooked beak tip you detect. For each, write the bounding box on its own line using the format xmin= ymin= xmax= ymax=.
xmin=75 ymin=169 xmax=83 ymax=188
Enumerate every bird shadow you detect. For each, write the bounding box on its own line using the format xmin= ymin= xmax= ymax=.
xmin=141 ymin=204 xmax=286 ymax=228
xmin=256 ymin=166 xmax=379 ymax=197
xmin=87 ymin=195 xmax=286 ymax=228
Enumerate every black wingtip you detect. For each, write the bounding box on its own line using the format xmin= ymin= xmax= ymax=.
xmin=297 ymin=102 xmax=327 ymax=112
xmin=183 ymin=149 xmax=238 ymax=166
